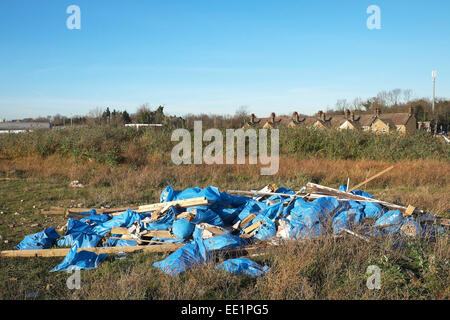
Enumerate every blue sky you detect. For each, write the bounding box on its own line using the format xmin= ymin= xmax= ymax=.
xmin=0 ymin=0 xmax=449 ymax=119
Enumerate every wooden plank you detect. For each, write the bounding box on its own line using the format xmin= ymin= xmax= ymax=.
xmin=348 ymin=166 xmax=394 ymax=193
xmin=404 ymin=205 xmax=416 ymax=216
xmin=66 ymin=207 xmax=139 ymax=217
xmin=110 ymin=228 xmax=178 ymax=239
xmin=176 ymin=211 xmax=196 ymax=221
xmin=306 ymin=183 xmax=415 ymax=213
xmin=144 ymin=230 xmax=178 ymax=238
xmin=227 ymin=190 xmax=305 ymax=199
xmin=1 ymin=242 xmax=269 ymax=259
xmin=110 ymin=227 xmax=129 ymax=235
xmin=41 ymin=209 xmax=65 ymax=215
xmin=243 ymin=221 xmax=264 ymax=234
xmin=136 ymin=197 xmax=209 ymax=213
xmin=239 ymin=214 xmax=257 ymax=229
xmin=0 ymin=243 xmax=185 ymax=258
xmin=203 ymin=226 xmax=226 ymax=236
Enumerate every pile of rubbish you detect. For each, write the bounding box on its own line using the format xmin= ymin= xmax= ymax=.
xmin=4 ymin=182 xmax=448 ymax=277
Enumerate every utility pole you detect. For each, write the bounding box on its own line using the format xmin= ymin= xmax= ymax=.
xmin=432 ymin=70 xmax=437 ymax=134
xmin=432 ymin=70 xmax=437 ymax=115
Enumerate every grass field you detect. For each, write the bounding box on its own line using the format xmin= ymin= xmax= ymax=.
xmin=0 ymin=128 xmax=448 ymax=300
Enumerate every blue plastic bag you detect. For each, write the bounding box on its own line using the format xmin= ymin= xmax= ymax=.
xmin=172 ymin=218 xmax=195 ymax=239
xmin=191 ymin=208 xmax=225 ymax=227
xmin=15 ymin=228 xmax=60 ymax=250
xmin=202 ymin=234 xmax=248 ymax=251
xmin=217 ymin=258 xmax=270 ymax=277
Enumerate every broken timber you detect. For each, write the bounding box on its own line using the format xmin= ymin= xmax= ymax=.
xmin=0 ymin=242 xmax=267 ymax=259
xmin=347 ymin=166 xmax=394 ymax=193
xmin=66 ymin=207 xmax=138 ymax=218
xmin=64 ymin=197 xmax=209 ymax=217
xmin=0 ymin=243 xmax=185 ymax=258
xmin=135 ymin=197 xmax=209 ymax=213
xmin=305 ymin=183 xmax=420 ymax=213
xmin=227 ymin=190 xmax=306 ymax=199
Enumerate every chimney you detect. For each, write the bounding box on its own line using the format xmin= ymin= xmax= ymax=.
xmin=292 ymin=112 xmax=299 ymax=122
xmin=375 ymin=108 xmax=381 ymax=116
xmin=318 ymin=110 xmax=324 ymax=120
xmin=250 ymin=113 xmax=256 ymax=123
xmin=345 ymin=109 xmax=350 ymax=119
xmin=270 ymin=112 xmax=276 ymax=123
xmin=350 ymin=111 xmax=355 ymax=121
xmin=408 ymin=107 xmax=414 ymax=116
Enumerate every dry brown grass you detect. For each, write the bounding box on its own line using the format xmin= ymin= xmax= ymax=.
xmin=67 ymin=235 xmax=448 ymax=300
xmin=1 ymin=156 xmax=448 ymax=215
xmin=0 ymin=154 xmax=448 ymax=300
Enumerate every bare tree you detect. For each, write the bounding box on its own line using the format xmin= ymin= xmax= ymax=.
xmin=335 ymin=99 xmax=350 ymax=112
xmin=403 ymin=89 xmax=413 ymax=103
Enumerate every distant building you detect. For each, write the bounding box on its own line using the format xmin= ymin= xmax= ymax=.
xmin=0 ymin=122 xmax=51 ymax=134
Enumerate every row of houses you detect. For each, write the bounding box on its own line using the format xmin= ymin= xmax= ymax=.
xmin=243 ymin=108 xmax=418 ymax=135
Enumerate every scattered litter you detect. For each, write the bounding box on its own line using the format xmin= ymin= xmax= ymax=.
xmin=26 ymin=292 xmax=36 ymax=299
xmin=3 ymin=181 xmax=448 ymax=276
xmin=69 ymin=181 xmax=84 ymax=188
xmin=115 ymin=252 xmax=128 ymax=260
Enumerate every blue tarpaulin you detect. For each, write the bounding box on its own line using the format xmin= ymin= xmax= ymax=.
xmin=172 ymin=218 xmax=195 ymax=239
xmin=153 ymin=238 xmax=209 ymax=276
xmin=14 ymin=184 xmax=443 ymax=275
xmin=51 ymin=244 xmax=107 ymax=272
xmin=217 ymin=258 xmax=270 ymax=277
xmin=15 ymin=228 xmax=60 ymax=250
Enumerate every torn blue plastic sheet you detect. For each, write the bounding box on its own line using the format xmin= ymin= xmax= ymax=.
xmin=202 ymin=234 xmax=248 ymax=251
xmin=190 ymin=208 xmax=225 ymax=227
xmin=51 ymin=244 xmax=106 ymax=272
xmin=141 ymin=207 xmax=176 ymax=231
xmin=373 ymin=210 xmax=404 ymax=236
xmin=15 ymin=228 xmax=60 ymax=250
xmin=339 ymin=184 xmax=374 ymax=198
xmin=92 ymin=209 xmax=141 ymax=236
xmin=217 ymin=258 xmax=270 ymax=277
xmin=153 ymin=239 xmax=209 ymax=276
xmin=57 ymin=232 xmax=103 ymax=248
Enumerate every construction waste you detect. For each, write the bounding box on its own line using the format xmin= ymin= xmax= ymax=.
xmin=6 ymin=183 xmax=448 ymax=276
